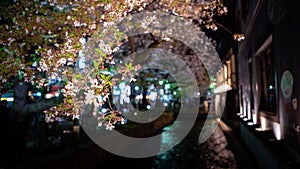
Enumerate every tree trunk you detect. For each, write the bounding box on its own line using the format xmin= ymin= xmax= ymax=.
xmin=4 ymin=82 xmax=62 ymax=166
xmin=9 ymin=82 xmax=61 ymax=120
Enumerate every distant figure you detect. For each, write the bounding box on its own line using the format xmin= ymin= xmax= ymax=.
xmin=207 ymin=98 xmax=211 ymax=108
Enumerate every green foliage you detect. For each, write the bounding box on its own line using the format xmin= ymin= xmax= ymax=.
xmin=73 ymin=73 xmax=82 ymax=80
xmin=93 ymin=60 xmax=100 ymax=69
xmin=125 ymin=62 xmax=134 ymax=71
xmin=95 ymin=48 xmax=107 ymax=58
xmin=102 ymin=0 xmax=111 ymax=5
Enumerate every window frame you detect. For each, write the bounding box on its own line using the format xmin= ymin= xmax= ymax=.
xmin=258 ymin=42 xmax=277 ymax=115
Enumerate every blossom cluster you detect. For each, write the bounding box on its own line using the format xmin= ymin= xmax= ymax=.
xmin=0 ymin=0 xmax=244 ymax=130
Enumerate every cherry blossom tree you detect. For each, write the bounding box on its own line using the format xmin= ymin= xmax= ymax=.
xmin=0 ymin=0 xmax=244 ymax=129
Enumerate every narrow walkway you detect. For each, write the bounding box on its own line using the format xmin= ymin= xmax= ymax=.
xmin=219 ymin=120 xmax=258 ymax=169
xmin=149 ymin=118 xmax=239 ymax=169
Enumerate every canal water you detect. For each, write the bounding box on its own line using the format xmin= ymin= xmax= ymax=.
xmin=93 ymin=118 xmax=239 ymax=169
xmin=17 ymin=108 xmax=245 ymax=169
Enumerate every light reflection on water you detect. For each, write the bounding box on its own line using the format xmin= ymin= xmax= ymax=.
xmin=151 ymin=116 xmax=206 ymax=169
xmin=159 ymin=122 xmax=181 ymax=151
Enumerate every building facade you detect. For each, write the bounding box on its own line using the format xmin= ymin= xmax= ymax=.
xmin=214 ymin=48 xmax=239 ymax=120
xmin=234 ymin=0 xmax=300 ymax=162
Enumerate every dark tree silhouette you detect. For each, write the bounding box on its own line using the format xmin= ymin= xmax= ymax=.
xmin=0 ymin=82 xmax=62 ymax=168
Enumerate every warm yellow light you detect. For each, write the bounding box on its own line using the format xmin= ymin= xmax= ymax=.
xmin=252 ymin=113 xmax=257 ymax=124
xmin=260 ymin=116 xmax=267 ymax=131
xmin=273 ymin=123 xmax=281 ymax=140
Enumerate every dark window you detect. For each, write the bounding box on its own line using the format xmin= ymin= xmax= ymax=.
xmin=259 ymin=46 xmax=276 ymax=114
xmin=241 ymin=0 xmax=249 ymax=21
